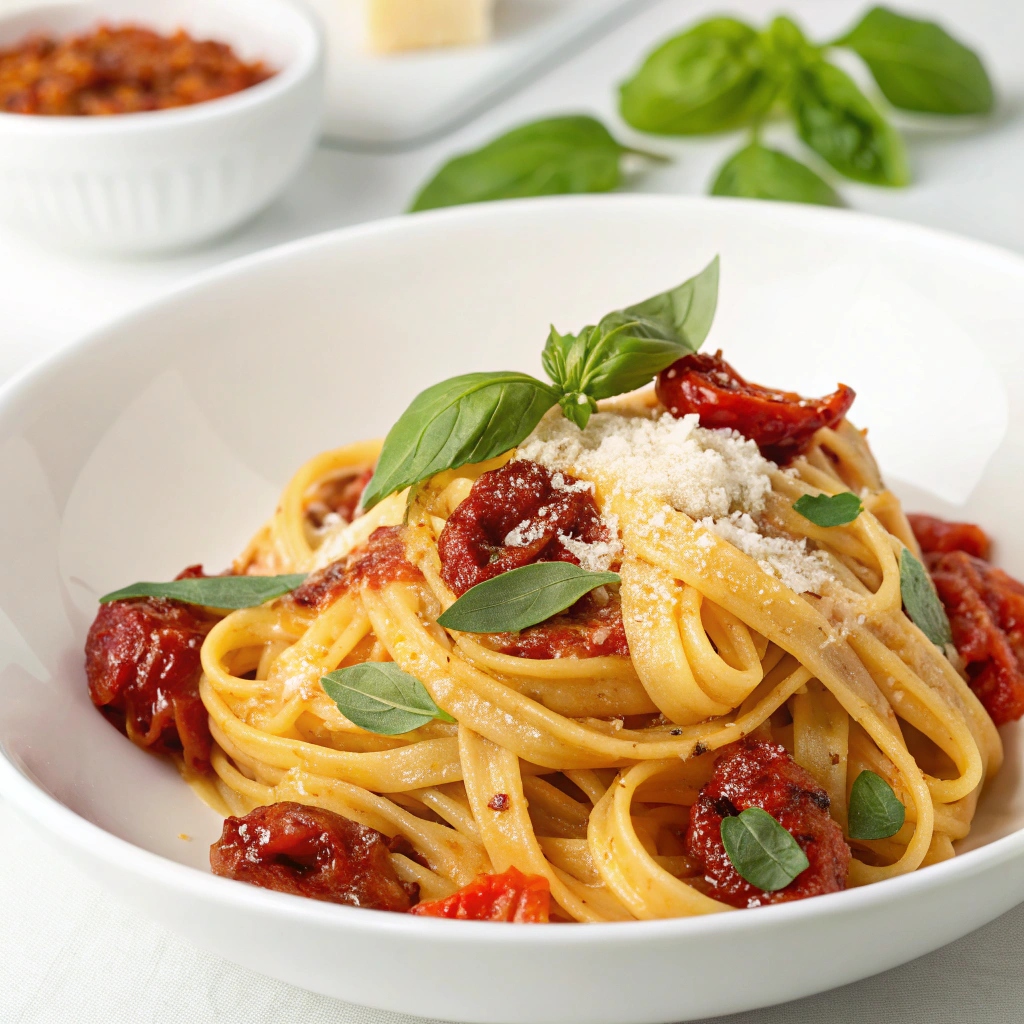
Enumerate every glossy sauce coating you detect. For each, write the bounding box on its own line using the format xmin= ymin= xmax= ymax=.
xmin=686 ymin=739 xmax=850 ymax=908
xmin=85 ymin=565 xmax=218 ymax=773
xmin=290 ymin=526 xmax=424 ymax=613
xmin=410 ymin=866 xmax=551 ymax=922
xmin=656 ymin=352 xmax=855 ymax=464
xmin=0 ymin=25 xmax=272 ymax=115
xmin=907 ymin=513 xmax=990 ymax=560
xmin=210 ymin=802 xmax=417 ymax=911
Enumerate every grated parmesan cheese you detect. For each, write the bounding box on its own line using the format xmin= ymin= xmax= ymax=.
xmin=517 ymin=409 xmax=834 ymax=596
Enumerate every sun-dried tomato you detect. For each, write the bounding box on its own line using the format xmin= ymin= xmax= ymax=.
xmin=656 ymin=352 xmax=855 ymax=464
xmin=926 ymin=549 xmax=1024 ymax=725
xmin=438 ymin=460 xmax=612 ymax=596
xmin=210 ymin=802 xmax=418 ymax=911
xmin=908 ymin=513 xmax=990 ymax=560
xmin=85 ymin=565 xmax=217 ymax=773
xmin=289 ymin=526 xmax=423 ymax=613
xmin=686 ymin=739 xmax=850 ymax=908
xmin=409 ymin=866 xmax=550 ymax=922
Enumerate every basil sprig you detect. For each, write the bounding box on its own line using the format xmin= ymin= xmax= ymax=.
xmin=720 ymin=807 xmax=810 ymax=891
xmin=100 ymin=574 xmax=307 ymax=609
xmin=792 ymin=492 xmax=863 ymax=527
xmin=437 ymin=562 xmax=620 ymax=634
xmin=848 ymin=769 xmax=906 ymax=840
xmin=900 ymin=547 xmax=953 ymax=648
xmin=362 ymin=258 xmax=719 ymax=508
xmin=321 ymin=663 xmax=455 ymax=735
xmin=711 ymin=141 xmax=841 ymax=207
xmin=409 ymin=115 xmax=665 ymax=213
xmin=619 ymin=6 xmax=993 ymax=207
xmin=836 ymin=7 xmax=993 ymax=116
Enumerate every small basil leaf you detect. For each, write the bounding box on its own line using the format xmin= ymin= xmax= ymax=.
xmin=321 ymin=663 xmax=455 ymax=735
xmin=900 ymin=547 xmax=952 ymax=647
xmin=848 ymin=769 xmax=906 ymax=840
xmin=542 ymin=257 xmax=720 ymax=419
xmin=792 ymin=60 xmax=910 ymax=186
xmin=362 ymin=373 xmax=559 ymax=509
xmin=792 ymin=491 xmax=863 ymax=527
xmin=619 ymin=18 xmax=778 ymax=136
xmin=720 ymin=807 xmax=810 ymax=892
xmin=711 ymin=142 xmax=842 ymax=207
xmin=410 ymin=116 xmax=632 ymax=212
xmin=836 ymin=7 xmax=994 ymax=116
xmin=437 ymin=562 xmax=621 ymax=634
xmin=761 ymin=15 xmax=818 ymax=81
xmin=99 ymin=574 xmax=307 ymax=609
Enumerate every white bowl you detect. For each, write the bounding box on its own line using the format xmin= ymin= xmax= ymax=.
xmin=0 ymin=0 xmax=323 ymax=255
xmin=1 ymin=196 xmax=1024 ymax=1023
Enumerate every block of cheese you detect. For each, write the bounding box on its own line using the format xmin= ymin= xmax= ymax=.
xmin=366 ymin=0 xmax=495 ymax=53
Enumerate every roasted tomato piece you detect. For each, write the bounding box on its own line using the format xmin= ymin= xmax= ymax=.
xmin=85 ymin=565 xmax=217 ymax=773
xmin=305 ymin=466 xmax=374 ymax=530
xmin=486 ymin=589 xmax=629 ymax=659
xmin=289 ymin=526 xmax=424 ymax=613
xmin=908 ymin=513 xmax=991 ymax=560
xmin=410 ymin=866 xmax=551 ymax=922
xmin=210 ymin=801 xmax=418 ymax=911
xmin=656 ymin=352 xmax=855 ymax=464
xmin=438 ymin=460 xmax=613 ymax=596
xmin=927 ymin=549 xmax=1024 ymax=725
xmin=686 ymin=739 xmax=850 ymax=908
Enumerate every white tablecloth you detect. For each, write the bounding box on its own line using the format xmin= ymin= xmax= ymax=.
xmin=2 ymin=0 xmax=1024 ymax=1020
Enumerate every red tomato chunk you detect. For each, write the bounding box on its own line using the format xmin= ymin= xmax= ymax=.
xmin=410 ymin=866 xmax=551 ymax=922
xmin=686 ymin=739 xmax=850 ymax=908
xmin=908 ymin=513 xmax=990 ymax=560
xmin=210 ymin=802 xmax=417 ymax=912
xmin=85 ymin=565 xmax=217 ymax=773
xmin=656 ymin=352 xmax=855 ymax=465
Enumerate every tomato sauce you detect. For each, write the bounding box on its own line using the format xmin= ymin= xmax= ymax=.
xmin=0 ymin=24 xmax=273 ymax=116
xmin=656 ymin=351 xmax=855 ymax=464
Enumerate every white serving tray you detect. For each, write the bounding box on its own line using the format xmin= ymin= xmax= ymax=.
xmin=305 ymin=0 xmax=654 ymax=148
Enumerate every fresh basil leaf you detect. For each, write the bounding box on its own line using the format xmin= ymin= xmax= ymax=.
xmin=761 ymin=15 xmax=818 ymax=80
xmin=543 ymin=257 xmax=720 ymax=427
xmin=720 ymin=807 xmax=810 ymax=892
xmin=321 ymin=663 xmax=455 ymax=735
xmin=848 ymin=769 xmax=906 ymax=840
xmin=410 ymin=116 xmax=638 ymax=213
xmin=99 ymin=574 xmax=307 ymax=609
xmin=792 ymin=60 xmax=909 ymax=186
xmin=792 ymin=491 xmax=863 ymax=527
xmin=362 ymin=373 xmax=559 ymax=509
xmin=619 ymin=18 xmax=778 ymax=136
xmin=900 ymin=547 xmax=952 ymax=647
xmin=836 ymin=7 xmax=993 ymax=116
xmin=437 ymin=562 xmax=621 ymax=634
xmin=711 ymin=141 xmax=842 ymax=206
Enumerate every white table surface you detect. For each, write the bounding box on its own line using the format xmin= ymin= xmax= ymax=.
xmin=2 ymin=0 xmax=1024 ymax=1020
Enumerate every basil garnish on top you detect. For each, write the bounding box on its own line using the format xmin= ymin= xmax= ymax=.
xmin=437 ymin=562 xmax=621 ymax=634
xmin=99 ymin=574 xmax=307 ymax=609
xmin=899 ymin=547 xmax=952 ymax=648
xmin=793 ymin=492 xmax=863 ymax=527
xmin=847 ymin=769 xmax=905 ymax=841
xmin=321 ymin=663 xmax=455 ymax=735
xmin=720 ymin=807 xmax=810 ymax=892
xmin=361 ymin=258 xmax=720 ymax=509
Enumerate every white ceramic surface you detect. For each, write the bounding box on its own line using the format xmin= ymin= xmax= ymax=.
xmin=1 ymin=197 xmax=1024 ymax=1024
xmin=0 ymin=0 xmax=323 ymax=255
xmin=306 ymin=0 xmax=653 ymax=148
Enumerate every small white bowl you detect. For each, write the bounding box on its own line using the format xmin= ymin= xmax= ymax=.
xmin=0 ymin=0 xmax=324 ymax=255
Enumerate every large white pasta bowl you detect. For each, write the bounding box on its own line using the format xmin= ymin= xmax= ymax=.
xmin=1 ymin=196 xmax=1023 ymax=1023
